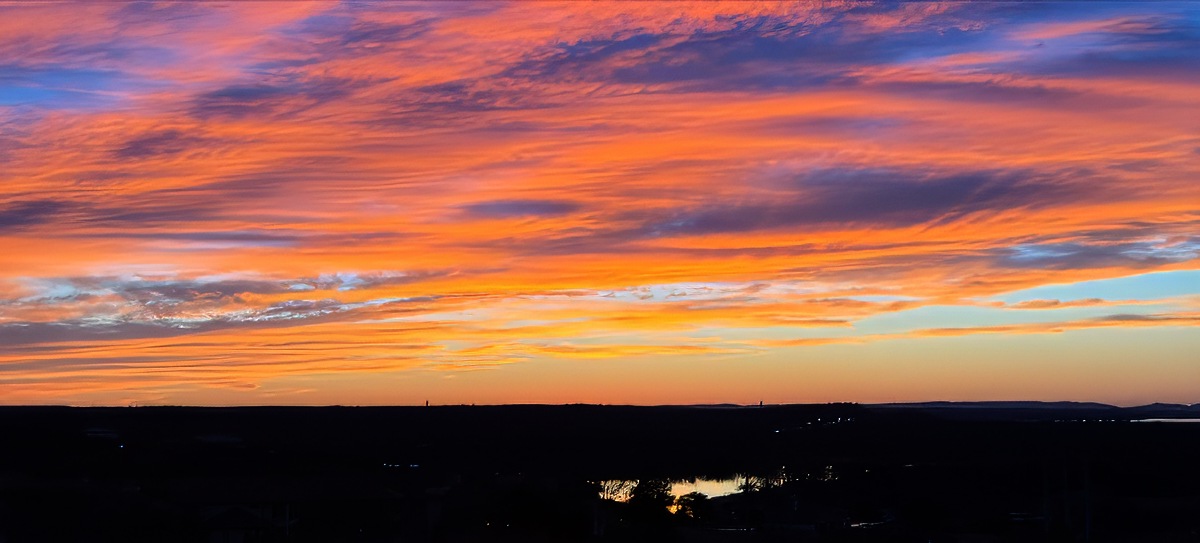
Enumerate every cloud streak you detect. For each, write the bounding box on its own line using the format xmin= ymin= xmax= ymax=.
xmin=1 ymin=1 xmax=1197 ymax=404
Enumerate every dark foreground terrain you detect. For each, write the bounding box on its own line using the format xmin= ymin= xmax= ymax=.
xmin=1 ymin=402 xmax=1198 ymax=542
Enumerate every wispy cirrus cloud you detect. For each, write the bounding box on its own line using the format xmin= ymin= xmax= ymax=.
xmin=758 ymin=311 xmax=1200 ymax=348
xmin=0 ymin=200 xmax=68 ymax=230
xmin=1 ymin=1 xmax=1197 ymax=404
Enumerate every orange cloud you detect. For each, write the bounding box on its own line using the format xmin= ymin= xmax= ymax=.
xmin=2 ymin=1 xmax=1198 ymax=405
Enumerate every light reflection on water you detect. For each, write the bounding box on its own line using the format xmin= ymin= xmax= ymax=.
xmin=669 ymin=477 xmax=741 ymax=498
xmin=596 ymin=475 xmax=754 ymax=502
xmin=596 ymin=467 xmax=804 ymax=503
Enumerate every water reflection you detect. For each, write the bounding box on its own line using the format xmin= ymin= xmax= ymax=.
xmin=670 ymin=477 xmax=741 ymax=499
xmin=596 ymin=472 xmax=787 ymax=503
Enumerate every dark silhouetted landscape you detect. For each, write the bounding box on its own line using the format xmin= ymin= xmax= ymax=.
xmin=2 ymin=402 xmax=1198 ymax=542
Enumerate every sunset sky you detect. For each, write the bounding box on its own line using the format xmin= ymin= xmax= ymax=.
xmin=1 ymin=1 xmax=1197 ymax=406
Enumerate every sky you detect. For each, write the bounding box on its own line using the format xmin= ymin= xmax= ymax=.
xmin=0 ymin=1 xmax=1197 ymax=407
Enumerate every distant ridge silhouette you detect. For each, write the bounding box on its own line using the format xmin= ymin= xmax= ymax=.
xmin=870 ymin=401 xmax=1117 ymax=410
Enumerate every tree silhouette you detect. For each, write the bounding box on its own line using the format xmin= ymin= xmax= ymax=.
xmin=673 ymin=491 xmax=711 ymax=520
xmin=596 ymin=479 xmax=635 ymax=502
xmin=629 ymin=479 xmax=673 ymax=513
